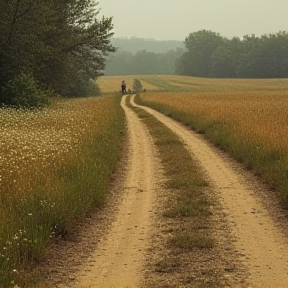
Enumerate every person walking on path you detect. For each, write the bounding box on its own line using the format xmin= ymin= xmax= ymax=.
xmin=121 ymin=80 xmax=127 ymax=94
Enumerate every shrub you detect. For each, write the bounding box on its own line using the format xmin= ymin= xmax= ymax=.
xmin=133 ymin=79 xmax=143 ymax=92
xmin=67 ymin=71 xmax=101 ymax=97
xmin=5 ymin=72 xmax=50 ymax=108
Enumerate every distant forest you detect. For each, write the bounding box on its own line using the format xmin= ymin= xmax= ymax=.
xmin=105 ymin=31 xmax=288 ymax=78
xmin=104 ymin=37 xmax=185 ymax=76
xmin=176 ymin=30 xmax=288 ymax=78
xmin=111 ymin=37 xmax=184 ymax=53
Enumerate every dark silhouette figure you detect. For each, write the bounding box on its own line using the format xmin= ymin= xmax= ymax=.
xmin=121 ymin=81 xmax=127 ymax=94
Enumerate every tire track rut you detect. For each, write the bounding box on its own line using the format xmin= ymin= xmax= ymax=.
xmin=73 ymin=96 xmax=160 ymax=287
xmin=131 ymin=95 xmax=288 ymax=288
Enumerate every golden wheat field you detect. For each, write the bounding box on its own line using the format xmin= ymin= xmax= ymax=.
xmin=141 ymin=90 xmax=288 ymax=156
xmin=156 ymin=75 xmax=288 ymax=91
xmin=0 ymin=97 xmax=116 ymax=200
xmin=98 ymin=75 xmax=288 ymax=156
xmin=98 ymin=75 xmax=288 ymax=93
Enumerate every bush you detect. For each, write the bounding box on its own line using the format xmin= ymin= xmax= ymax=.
xmin=5 ymin=72 xmax=50 ymax=108
xmin=87 ymin=78 xmax=101 ymax=96
xmin=133 ymin=79 xmax=143 ymax=92
xmin=67 ymin=71 xmax=101 ymax=97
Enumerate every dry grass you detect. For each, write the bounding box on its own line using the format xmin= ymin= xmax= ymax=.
xmin=0 ymin=95 xmax=125 ymax=286
xmin=140 ymin=91 xmax=288 ymax=155
xmin=98 ymin=75 xmax=288 ymax=94
xmin=157 ymin=75 xmax=288 ymax=92
xmin=137 ymin=87 xmax=288 ymax=208
xmin=0 ymin=97 xmax=113 ymax=201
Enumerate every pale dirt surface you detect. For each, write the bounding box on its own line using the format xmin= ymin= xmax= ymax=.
xmin=41 ymin=94 xmax=288 ymax=288
xmin=131 ymin=95 xmax=288 ymax=288
xmin=60 ymin=96 xmax=162 ymax=288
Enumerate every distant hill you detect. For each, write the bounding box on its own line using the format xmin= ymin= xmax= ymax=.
xmin=111 ymin=37 xmax=185 ymax=54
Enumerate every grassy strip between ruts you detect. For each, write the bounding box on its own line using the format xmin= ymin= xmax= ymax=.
xmin=0 ymin=95 xmax=126 ymax=287
xmin=127 ymin=96 xmax=238 ymax=287
xmin=135 ymin=94 xmax=288 ymax=209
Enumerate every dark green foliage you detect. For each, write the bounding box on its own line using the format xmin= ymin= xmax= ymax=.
xmin=66 ymin=71 xmax=101 ymax=98
xmin=0 ymin=0 xmax=115 ymax=107
xmin=176 ymin=30 xmax=288 ymax=78
xmin=4 ymin=72 xmax=50 ymax=108
xmin=133 ymin=79 xmax=143 ymax=92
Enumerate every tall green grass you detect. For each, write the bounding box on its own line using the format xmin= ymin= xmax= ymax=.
xmin=0 ymin=96 xmax=125 ymax=287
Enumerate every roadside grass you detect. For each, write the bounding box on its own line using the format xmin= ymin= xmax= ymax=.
xmin=136 ymin=91 xmax=288 ymax=209
xmin=127 ymin=96 xmax=231 ymax=287
xmin=0 ymin=95 xmax=125 ymax=287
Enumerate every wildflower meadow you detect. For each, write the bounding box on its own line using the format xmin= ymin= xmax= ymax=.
xmin=0 ymin=95 xmax=125 ymax=286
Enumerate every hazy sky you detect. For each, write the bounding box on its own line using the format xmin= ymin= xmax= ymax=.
xmin=98 ymin=0 xmax=288 ymax=40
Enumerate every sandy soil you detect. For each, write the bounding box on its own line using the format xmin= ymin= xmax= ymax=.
xmin=64 ymin=96 xmax=161 ymax=288
xmin=131 ymin=95 xmax=288 ymax=288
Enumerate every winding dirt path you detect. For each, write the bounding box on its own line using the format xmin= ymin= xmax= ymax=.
xmin=54 ymin=95 xmax=288 ymax=288
xmin=131 ymin=95 xmax=288 ymax=288
xmin=72 ymin=96 xmax=160 ymax=288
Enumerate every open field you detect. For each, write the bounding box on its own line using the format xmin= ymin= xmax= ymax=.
xmin=99 ymin=74 xmax=288 ymax=204
xmin=131 ymin=94 xmax=288 ymax=287
xmin=2 ymin=74 xmax=288 ymax=287
xmin=98 ymin=75 xmax=288 ymax=93
xmin=132 ymin=75 xmax=288 ymax=207
xmin=138 ymin=91 xmax=288 ymax=154
xmin=0 ymin=95 xmax=125 ymax=286
xmin=53 ymin=76 xmax=288 ymax=288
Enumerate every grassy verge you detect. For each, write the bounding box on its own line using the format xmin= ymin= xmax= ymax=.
xmin=0 ymin=96 xmax=125 ymax=287
xmin=135 ymin=95 xmax=288 ymax=208
xmin=127 ymin=96 xmax=231 ymax=287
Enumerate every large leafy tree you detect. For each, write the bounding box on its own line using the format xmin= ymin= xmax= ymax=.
xmin=176 ymin=30 xmax=224 ymax=77
xmin=176 ymin=30 xmax=288 ymax=79
xmin=0 ymin=0 xmax=115 ymax=106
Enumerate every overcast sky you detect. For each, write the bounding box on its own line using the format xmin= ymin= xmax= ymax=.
xmin=98 ymin=0 xmax=288 ymax=40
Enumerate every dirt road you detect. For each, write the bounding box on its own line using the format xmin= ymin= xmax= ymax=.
xmin=71 ymin=96 xmax=161 ymax=288
xmin=57 ymin=95 xmax=288 ymax=288
xmin=130 ymin=95 xmax=288 ymax=288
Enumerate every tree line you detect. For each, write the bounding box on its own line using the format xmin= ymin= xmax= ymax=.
xmin=105 ymin=30 xmax=288 ymax=78
xmin=0 ymin=0 xmax=115 ymax=107
xmin=111 ymin=37 xmax=184 ymax=53
xmin=104 ymin=48 xmax=184 ymax=76
xmin=1 ymin=3 xmax=287 ymax=109
xmin=176 ymin=30 xmax=288 ymax=78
